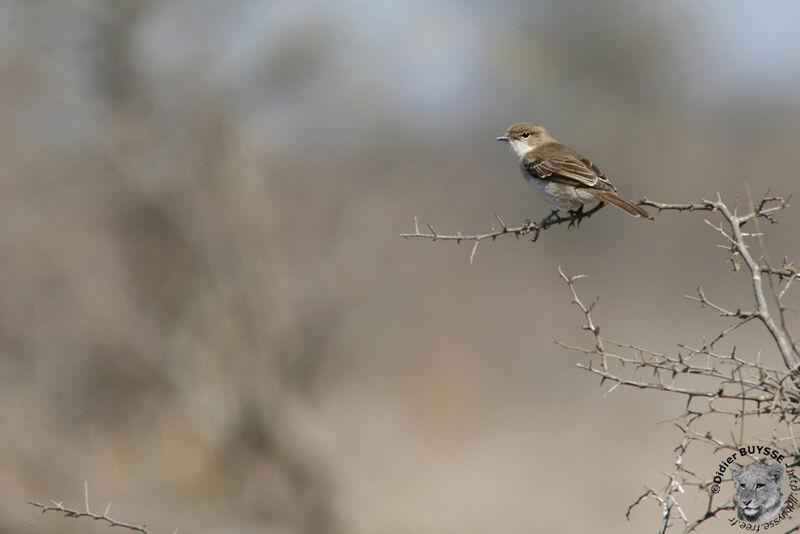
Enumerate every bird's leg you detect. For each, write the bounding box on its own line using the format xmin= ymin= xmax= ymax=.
xmin=567 ymin=205 xmax=585 ymax=227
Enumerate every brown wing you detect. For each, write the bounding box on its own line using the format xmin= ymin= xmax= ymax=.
xmin=523 ymin=143 xmax=616 ymax=192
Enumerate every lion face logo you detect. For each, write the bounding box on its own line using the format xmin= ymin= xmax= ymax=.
xmin=730 ymin=462 xmax=786 ymax=523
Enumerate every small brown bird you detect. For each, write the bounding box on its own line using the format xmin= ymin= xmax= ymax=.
xmin=497 ymin=122 xmax=653 ymax=220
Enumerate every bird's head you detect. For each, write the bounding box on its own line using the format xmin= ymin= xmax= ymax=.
xmin=496 ymin=122 xmax=554 ymax=157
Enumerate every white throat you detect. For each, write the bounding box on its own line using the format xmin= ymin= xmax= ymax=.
xmin=509 ymin=138 xmax=536 ymax=158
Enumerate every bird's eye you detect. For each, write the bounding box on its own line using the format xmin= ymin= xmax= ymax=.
xmin=522 ymin=132 xmax=530 ymax=138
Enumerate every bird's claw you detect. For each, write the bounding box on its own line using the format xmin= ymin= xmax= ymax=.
xmin=567 ymin=205 xmax=586 ymax=227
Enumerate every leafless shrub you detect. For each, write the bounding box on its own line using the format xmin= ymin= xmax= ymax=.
xmin=559 ymin=192 xmax=799 ymax=532
xmin=406 ymin=190 xmax=800 ymax=532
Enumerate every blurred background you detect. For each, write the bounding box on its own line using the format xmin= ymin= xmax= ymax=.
xmin=2 ymin=1 xmax=800 ymax=533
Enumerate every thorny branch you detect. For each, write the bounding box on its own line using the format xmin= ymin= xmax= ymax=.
xmin=559 ymin=192 xmax=800 ymax=533
xmin=401 ymin=202 xmax=605 ymax=263
xmin=29 ymin=481 xmax=170 ymax=534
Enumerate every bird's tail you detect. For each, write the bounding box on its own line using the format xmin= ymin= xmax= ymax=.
xmin=590 ymin=190 xmax=654 ymax=220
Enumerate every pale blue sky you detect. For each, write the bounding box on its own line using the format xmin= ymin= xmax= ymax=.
xmin=8 ymin=1 xmax=800 ymax=149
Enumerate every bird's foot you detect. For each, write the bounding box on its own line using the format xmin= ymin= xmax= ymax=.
xmin=567 ymin=205 xmax=585 ymax=227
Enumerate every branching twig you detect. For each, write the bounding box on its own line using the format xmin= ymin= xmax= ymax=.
xmin=401 ymin=202 xmax=605 ymax=263
xmin=558 ymin=192 xmax=799 ymax=532
xmin=29 ymin=482 xmax=160 ymax=534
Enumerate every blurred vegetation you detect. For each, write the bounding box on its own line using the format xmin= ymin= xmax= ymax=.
xmin=2 ymin=2 xmax=799 ymax=533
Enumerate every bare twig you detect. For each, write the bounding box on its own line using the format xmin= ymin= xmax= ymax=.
xmin=637 ymin=198 xmax=717 ymax=213
xmin=558 ymin=192 xmax=799 ymax=532
xmin=30 ymin=484 xmax=157 ymax=534
xmin=401 ymin=202 xmax=605 ymax=263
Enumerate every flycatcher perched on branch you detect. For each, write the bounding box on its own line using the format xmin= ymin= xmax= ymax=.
xmin=497 ymin=122 xmax=653 ymax=220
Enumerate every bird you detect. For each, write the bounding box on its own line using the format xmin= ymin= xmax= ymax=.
xmin=496 ymin=122 xmax=653 ymax=220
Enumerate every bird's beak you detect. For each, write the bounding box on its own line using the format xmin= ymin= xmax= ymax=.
xmin=496 ymin=136 xmax=510 ymax=142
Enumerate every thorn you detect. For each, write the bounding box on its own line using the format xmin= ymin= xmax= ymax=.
xmin=84 ymin=481 xmax=90 ymax=514
xmin=604 ymin=382 xmax=620 ymax=398
xmin=426 ymin=223 xmax=437 ymax=238
xmin=494 ymin=210 xmax=508 ymax=230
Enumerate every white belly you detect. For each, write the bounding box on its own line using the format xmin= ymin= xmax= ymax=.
xmin=523 ymin=173 xmax=596 ymax=210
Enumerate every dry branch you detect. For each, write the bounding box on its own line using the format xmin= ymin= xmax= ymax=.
xmin=29 ymin=482 xmax=166 ymax=534
xmin=558 ymin=192 xmax=800 ymax=532
xmin=401 ymin=202 xmax=605 ymax=263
